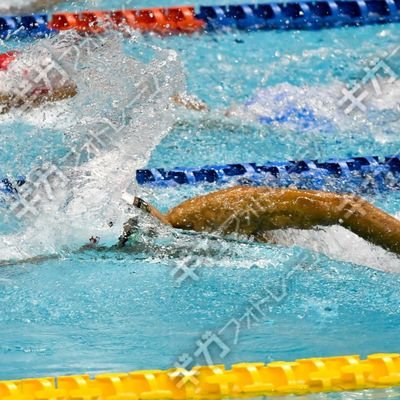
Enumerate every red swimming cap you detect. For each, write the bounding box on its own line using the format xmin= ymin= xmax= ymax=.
xmin=0 ymin=51 xmax=18 ymax=71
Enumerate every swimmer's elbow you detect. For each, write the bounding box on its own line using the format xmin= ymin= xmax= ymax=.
xmin=336 ymin=194 xmax=369 ymax=218
xmin=149 ymin=206 xmax=171 ymax=226
xmin=160 ymin=214 xmax=173 ymax=226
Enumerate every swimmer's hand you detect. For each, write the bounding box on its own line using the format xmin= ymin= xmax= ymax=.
xmin=133 ymin=197 xmax=150 ymax=213
xmin=171 ymin=94 xmax=208 ymax=112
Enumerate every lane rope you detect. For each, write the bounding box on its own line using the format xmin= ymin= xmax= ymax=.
xmin=136 ymin=155 xmax=400 ymax=189
xmin=0 ymin=0 xmax=400 ymax=38
xmin=1 ymin=353 xmax=400 ymax=398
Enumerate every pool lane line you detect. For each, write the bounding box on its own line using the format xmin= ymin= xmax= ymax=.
xmin=2 ymin=353 xmax=400 ymax=398
xmin=136 ymin=155 xmax=400 ymax=187
xmin=1 ymin=0 xmax=400 ymax=39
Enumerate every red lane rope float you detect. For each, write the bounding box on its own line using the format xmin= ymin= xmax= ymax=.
xmin=49 ymin=7 xmax=205 ymax=34
xmin=166 ymin=6 xmax=205 ymax=32
xmin=131 ymin=8 xmax=170 ymax=33
xmin=48 ymin=11 xmax=107 ymax=33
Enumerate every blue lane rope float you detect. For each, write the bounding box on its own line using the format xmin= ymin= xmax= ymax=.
xmin=19 ymin=14 xmax=54 ymax=37
xmin=135 ymin=155 xmax=400 ymax=190
xmin=0 ymin=14 xmax=54 ymax=38
xmin=1 ymin=0 xmax=400 ymax=39
xmin=1 ymin=156 xmax=398 ymax=200
xmin=198 ymin=0 xmax=400 ymax=31
xmin=0 ymin=176 xmax=25 ymax=196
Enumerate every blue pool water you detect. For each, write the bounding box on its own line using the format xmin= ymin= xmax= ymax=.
xmin=0 ymin=1 xmax=400 ymax=398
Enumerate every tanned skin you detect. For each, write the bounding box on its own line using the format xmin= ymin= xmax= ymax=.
xmin=0 ymin=86 xmax=203 ymax=114
xmin=131 ymin=186 xmax=400 ymax=256
xmin=0 ymin=85 xmax=78 ymax=114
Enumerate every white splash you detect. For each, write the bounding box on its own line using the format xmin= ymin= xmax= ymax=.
xmin=224 ymin=80 xmax=400 ymax=136
xmin=270 ymin=224 xmax=400 ymax=272
xmin=0 ymin=31 xmax=186 ymax=261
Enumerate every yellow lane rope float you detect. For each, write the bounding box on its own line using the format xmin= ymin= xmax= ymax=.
xmin=2 ymin=353 xmax=400 ymax=399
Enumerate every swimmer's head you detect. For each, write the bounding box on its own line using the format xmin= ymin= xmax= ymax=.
xmin=89 ymin=236 xmax=100 ymax=245
xmin=118 ymin=216 xmax=140 ymax=248
xmin=124 ymin=216 xmax=139 ymax=230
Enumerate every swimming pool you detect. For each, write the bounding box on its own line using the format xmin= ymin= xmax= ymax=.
xmin=0 ymin=0 xmax=400 ymax=398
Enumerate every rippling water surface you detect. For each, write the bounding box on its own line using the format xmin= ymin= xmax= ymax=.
xmin=0 ymin=2 xmax=399 ymax=399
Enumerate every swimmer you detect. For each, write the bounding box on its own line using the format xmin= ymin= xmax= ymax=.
xmin=0 ymin=84 xmax=78 ymax=114
xmin=223 ymin=85 xmax=334 ymax=131
xmin=0 ymin=49 xmax=206 ymax=114
xmin=0 ymin=51 xmax=78 ymax=114
xmin=123 ymin=186 xmax=400 ymax=256
xmin=168 ymin=85 xmax=335 ymax=132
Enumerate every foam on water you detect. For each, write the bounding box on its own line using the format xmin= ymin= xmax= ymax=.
xmin=149 ymin=78 xmax=400 ymax=170
xmin=213 ymin=79 xmax=400 ymax=138
xmin=270 ymin=224 xmax=400 ymax=272
xmin=1 ymin=24 xmax=400 ymax=386
xmin=0 ymin=31 xmax=186 ymax=262
xmin=0 ymin=29 xmax=399 ymax=272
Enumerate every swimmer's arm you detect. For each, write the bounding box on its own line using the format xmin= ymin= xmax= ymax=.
xmin=133 ymin=197 xmax=171 ymax=226
xmin=148 ymin=204 xmax=171 ymax=225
